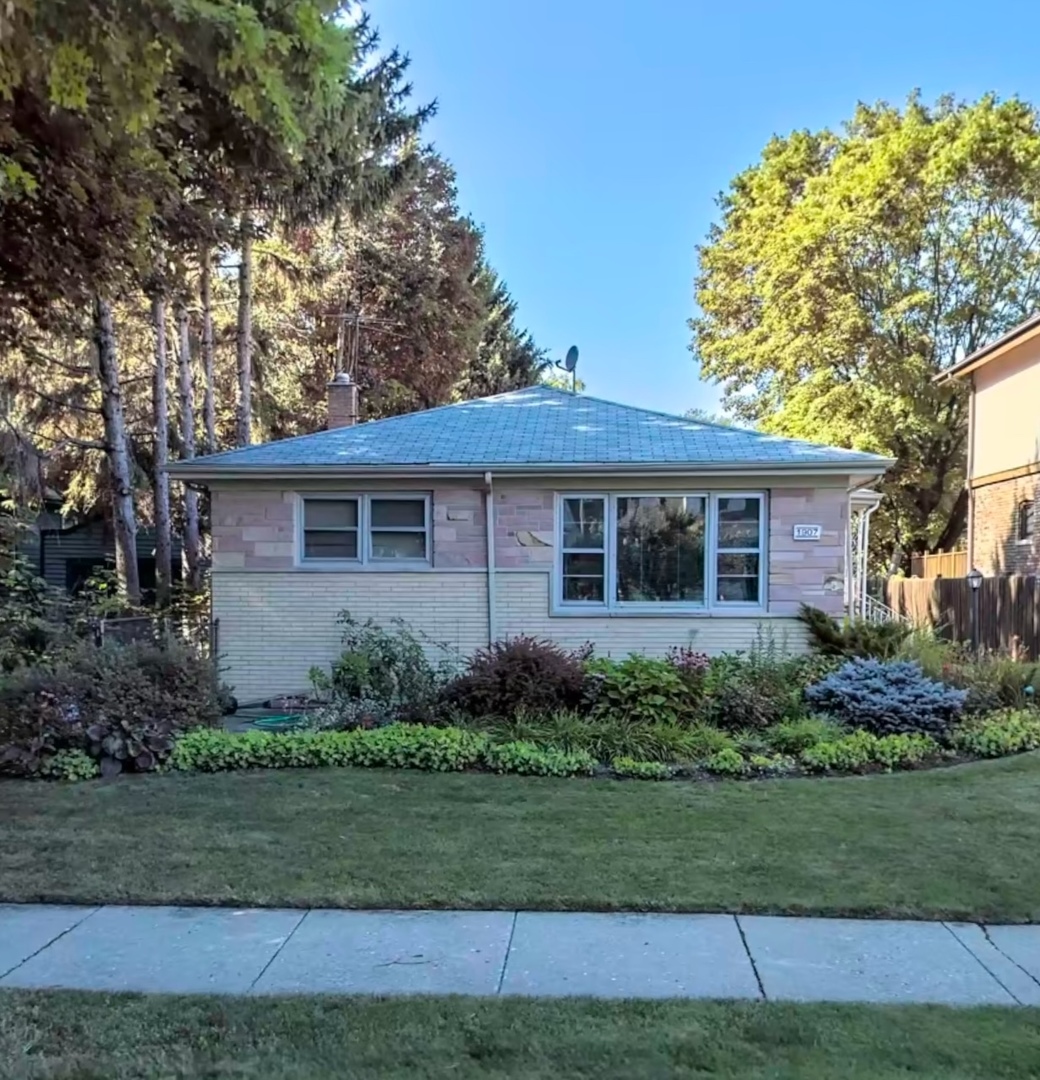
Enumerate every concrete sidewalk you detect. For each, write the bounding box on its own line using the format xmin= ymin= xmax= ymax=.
xmin=2 ymin=904 xmax=1040 ymax=1005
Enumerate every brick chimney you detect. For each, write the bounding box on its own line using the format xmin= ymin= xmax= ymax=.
xmin=327 ymin=372 xmax=359 ymax=429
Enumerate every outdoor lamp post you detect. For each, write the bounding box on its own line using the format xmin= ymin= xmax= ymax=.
xmin=967 ymin=567 xmax=983 ymax=656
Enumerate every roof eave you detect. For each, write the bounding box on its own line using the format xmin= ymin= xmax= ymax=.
xmin=934 ymin=313 xmax=1040 ymax=383
xmin=168 ymin=458 xmax=894 ymax=482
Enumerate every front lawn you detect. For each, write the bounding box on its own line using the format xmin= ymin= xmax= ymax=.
xmin=4 ymin=991 xmax=1040 ymax=1079
xmin=3 ymin=753 xmax=1040 ymax=920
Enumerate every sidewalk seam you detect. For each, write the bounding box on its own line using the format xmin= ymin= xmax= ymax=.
xmin=733 ymin=915 xmax=766 ymax=1000
xmin=942 ymin=922 xmax=1021 ymax=1005
xmin=0 ymin=906 xmax=102 ymax=982
xmin=495 ymin=911 xmax=518 ymax=995
xmin=979 ymin=923 xmax=1040 ymax=992
xmin=247 ymin=909 xmax=309 ymax=993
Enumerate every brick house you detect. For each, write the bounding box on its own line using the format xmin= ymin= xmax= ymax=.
xmin=171 ymin=383 xmax=891 ymax=702
xmin=939 ymin=315 xmax=1040 ymax=577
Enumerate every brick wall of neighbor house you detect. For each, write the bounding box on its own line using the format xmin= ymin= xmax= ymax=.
xmin=213 ymin=572 xmax=488 ymax=702
xmin=973 ymin=475 xmax=1040 ymax=575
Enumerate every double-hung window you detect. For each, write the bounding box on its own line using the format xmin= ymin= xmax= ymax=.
xmin=1017 ymin=500 xmax=1035 ymax=543
xmin=299 ymin=494 xmax=429 ymax=566
xmin=555 ymin=492 xmax=765 ymax=612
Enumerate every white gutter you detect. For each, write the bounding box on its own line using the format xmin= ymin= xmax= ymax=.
xmin=168 ymin=460 xmax=895 ymax=482
xmin=966 ymin=375 xmax=976 ymax=571
xmin=484 ymin=470 xmax=496 ymax=647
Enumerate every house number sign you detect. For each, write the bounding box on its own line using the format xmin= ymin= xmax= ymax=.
xmin=793 ymin=524 xmax=823 ymax=541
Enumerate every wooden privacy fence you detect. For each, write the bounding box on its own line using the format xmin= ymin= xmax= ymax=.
xmin=909 ymin=551 xmax=967 ymax=579
xmin=884 ymin=575 xmax=1040 ymax=657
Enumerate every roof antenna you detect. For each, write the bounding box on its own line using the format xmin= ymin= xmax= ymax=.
xmin=554 ymin=345 xmax=580 ymax=393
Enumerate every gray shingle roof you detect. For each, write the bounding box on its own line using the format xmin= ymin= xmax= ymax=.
xmin=174 ymin=386 xmax=892 ymax=472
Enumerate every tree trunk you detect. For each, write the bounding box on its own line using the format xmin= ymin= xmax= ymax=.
xmin=176 ymin=302 xmax=202 ymax=591
xmin=150 ymin=295 xmax=173 ymax=608
xmin=200 ymin=246 xmax=217 ymax=455
xmin=235 ymin=211 xmax=253 ymax=447
xmin=93 ymin=296 xmax=141 ymax=605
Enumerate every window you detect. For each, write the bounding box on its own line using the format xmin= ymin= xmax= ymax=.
xmin=302 ymin=498 xmax=359 ymax=560
xmin=561 ymin=497 xmax=606 ymax=602
xmin=555 ymin=492 xmax=766 ymax=612
xmin=299 ymin=495 xmax=429 ymax=565
xmin=1018 ymin=501 xmax=1036 ymax=543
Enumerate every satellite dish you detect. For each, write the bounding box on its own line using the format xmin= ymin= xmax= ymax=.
xmin=563 ymin=345 xmax=579 ymax=372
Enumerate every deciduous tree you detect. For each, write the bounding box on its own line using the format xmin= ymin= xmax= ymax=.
xmin=692 ymin=94 xmax=1040 ymax=568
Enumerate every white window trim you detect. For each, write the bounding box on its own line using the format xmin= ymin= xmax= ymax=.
xmin=295 ymin=493 xmax=431 ymax=569
xmin=552 ymin=491 xmax=768 ymax=616
xmin=1016 ymin=501 xmax=1035 ymax=545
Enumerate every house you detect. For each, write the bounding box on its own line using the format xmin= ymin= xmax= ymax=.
xmin=170 ymin=381 xmax=892 ymax=703
xmin=938 ymin=314 xmax=1040 ymax=576
xmin=21 ymin=501 xmax=181 ymax=599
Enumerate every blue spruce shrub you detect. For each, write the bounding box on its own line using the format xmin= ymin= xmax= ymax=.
xmin=805 ymin=658 xmax=966 ymax=738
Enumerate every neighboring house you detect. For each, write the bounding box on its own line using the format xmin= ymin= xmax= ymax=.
xmin=170 ymin=381 xmax=892 ymax=702
xmin=938 ymin=314 xmax=1040 ymax=576
xmin=22 ymin=505 xmax=181 ymax=599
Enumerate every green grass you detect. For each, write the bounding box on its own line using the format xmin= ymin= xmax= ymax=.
xmin=2 ymin=754 xmax=1040 ymax=920
xmin=4 ymin=991 xmax=1040 ymax=1079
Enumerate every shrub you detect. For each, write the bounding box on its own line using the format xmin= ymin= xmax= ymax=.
xmin=700 ymin=652 xmax=804 ymax=732
xmin=799 ymin=730 xmax=878 ymax=772
xmin=584 ymin=654 xmax=691 ymax=724
xmin=171 ymin=724 xmax=491 ymax=774
xmin=612 ymin=757 xmax=671 ymax=780
xmin=703 ymin=747 xmax=749 ymax=776
xmin=0 ymin=638 xmax=221 ymax=777
xmin=798 ymin=604 xmax=911 ymax=659
xmin=763 ymin=715 xmax=845 ymax=755
xmin=805 ymin=658 xmax=966 ymax=738
xmin=484 ymin=740 xmax=596 ymax=777
xmin=38 ymin=748 xmax=99 ymax=781
xmin=665 ymin=646 xmax=710 ymax=691
xmin=942 ymin=652 xmax=1040 ymax=714
xmin=472 ymin=709 xmax=717 ymax=763
xmin=799 ymin=730 xmax=938 ymax=772
xmin=951 ymin=711 xmax=1040 ymax=758
xmin=441 ymin=636 xmax=589 ymax=717
xmin=747 ymin=753 xmax=795 ymax=776
xmin=309 ymin=611 xmax=458 ymax=721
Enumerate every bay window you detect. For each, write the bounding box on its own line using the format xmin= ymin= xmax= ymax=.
xmin=555 ymin=492 xmax=765 ymax=612
xmin=299 ymin=494 xmax=429 ymax=566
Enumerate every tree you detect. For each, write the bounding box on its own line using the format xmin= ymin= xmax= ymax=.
xmin=691 ymin=94 xmax=1040 ymax=569
xmin=150 ymin=297 xmax=172 ymax=606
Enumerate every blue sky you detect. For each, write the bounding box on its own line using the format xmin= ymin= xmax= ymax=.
xmin=369 ymin=0 xmax=1040 ymax=414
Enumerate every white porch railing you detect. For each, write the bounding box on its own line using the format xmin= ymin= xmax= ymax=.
xmin=860 ymin=594 xmax=908 ymax=625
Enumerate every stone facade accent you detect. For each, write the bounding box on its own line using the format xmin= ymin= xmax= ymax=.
xmin=211 ymin=489 xmax=296 ymax=571
xmin=210 ymin=486 xmax=488 ymax=570
xmin=494 ymin=490 xmax=555 ymax=568
xmin=768 ymin=488 xmax=847 ymax=616
xmin=973 ymin=474 xmax=1040 ymax=575
xmin=432 ymin=488 xmax=486 ymax=568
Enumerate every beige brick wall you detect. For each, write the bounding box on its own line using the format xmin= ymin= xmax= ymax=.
xmin=213 ymin=571 xmax=489 ymax=702
xmin=769 ymin=488 xmax=847 ymax=615
xmin=494 ymin=572 xmax=809 ymax=656
xmin=973 ymin=475 xmax=1040 ymax=575
xmin=433 ymin=488 xmax=486 ymax=568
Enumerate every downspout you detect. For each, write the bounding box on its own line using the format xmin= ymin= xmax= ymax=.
xmin=484 ymin=470 xmax=496 ymax=646
xmin=858 ymin=501 xmax=878 ymax=616
xmin=966 ymin=375 xmax=976 ymax=572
